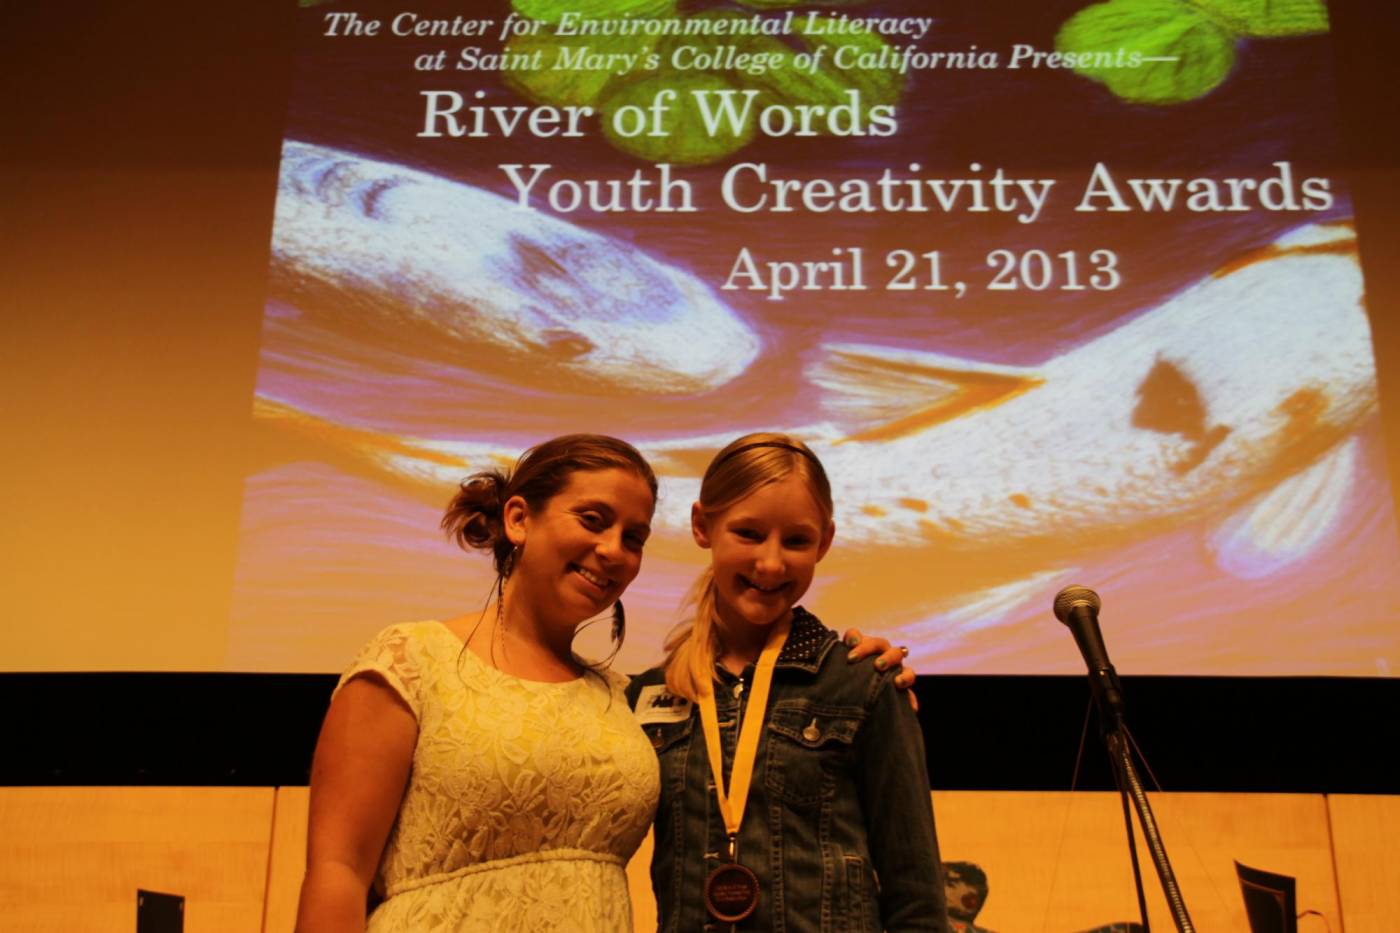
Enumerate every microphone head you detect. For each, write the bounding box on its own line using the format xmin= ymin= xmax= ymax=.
xmin=1053 ymin=585 xmax=1102 ymax=624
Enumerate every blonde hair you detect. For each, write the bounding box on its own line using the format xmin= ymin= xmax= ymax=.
xmin=662 ymin=433 xmax=833 ymax=701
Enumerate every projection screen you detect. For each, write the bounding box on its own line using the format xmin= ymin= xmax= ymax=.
xmin=229 ymin=0 xmax=1400 ymax=675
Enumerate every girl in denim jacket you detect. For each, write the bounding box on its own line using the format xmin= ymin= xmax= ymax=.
xmin=627 ymin=433 xmax=949 ymax=932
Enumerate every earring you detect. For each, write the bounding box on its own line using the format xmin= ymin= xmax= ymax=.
xmin=611 ymin=600 xmax=626 ymax=646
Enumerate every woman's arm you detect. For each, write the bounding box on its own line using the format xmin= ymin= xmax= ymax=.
xmin=843 ymin=628 xmax=918 ymax=704
xmin=295 ymin=675 xmax=418 ymax=933
xmin=855 ymin=677 xmax=949 ymax=932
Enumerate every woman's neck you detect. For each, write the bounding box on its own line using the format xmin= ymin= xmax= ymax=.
xmin=467 ymin=582 xmax=582 ymax=681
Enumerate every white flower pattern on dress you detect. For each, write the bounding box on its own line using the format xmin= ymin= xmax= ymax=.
xmin=335 ymin=622 xmax=660 ymax=932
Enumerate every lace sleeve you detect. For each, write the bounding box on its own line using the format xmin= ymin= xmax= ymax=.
xmin=333 ymin=623 xmax=425 ymax=721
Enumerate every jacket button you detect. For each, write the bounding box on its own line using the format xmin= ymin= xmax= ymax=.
xmin=650 ymin=730 xmax=663 ymax=748
xmin=802 ymin=718 xmax=821 ymax=743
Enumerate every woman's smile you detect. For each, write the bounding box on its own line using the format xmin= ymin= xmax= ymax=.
xmin=571 ymin=563 xmax=615 ymax=593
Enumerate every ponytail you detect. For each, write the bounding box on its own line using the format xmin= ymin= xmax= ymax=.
xmin=663 ymin=567 xmax=723 ymax=701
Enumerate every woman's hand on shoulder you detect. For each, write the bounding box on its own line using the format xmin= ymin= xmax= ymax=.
xmin=295 ymin=673 xmax=418 ymax=932
xmin=842 ymin=628 xmax=918 ymax=711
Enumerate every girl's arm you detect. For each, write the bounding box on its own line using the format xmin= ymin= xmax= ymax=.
xmin=295 ymin=675 xmax=418 ymax=933
xmin=856 ymin=676 xmax=950 ymax=931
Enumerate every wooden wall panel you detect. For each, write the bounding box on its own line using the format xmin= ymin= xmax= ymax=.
xmin=932 ymin=791 xmax=1339 ymax=932
xmin=17 ymin=787 xmax=1378 ymax=932
xmin=0 ymin=787 xmax=274 ymax=933
xmin=1329 ymin=794 xmax=1400 ymax=933
xmin=262 ymin=786 xmax=310 ymax=933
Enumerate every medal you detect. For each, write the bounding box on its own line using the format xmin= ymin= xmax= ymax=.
xmin=705 ymin=861 xmax=760 ymax=922
xmin=697 ymin=616 xmax=790 ymax=924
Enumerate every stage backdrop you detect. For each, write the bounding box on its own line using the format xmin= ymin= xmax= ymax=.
xmin=229 ymin=0 xmax=1399 ymax=675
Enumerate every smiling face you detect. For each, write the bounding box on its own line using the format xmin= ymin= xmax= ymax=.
xmin=504 ymin=467 xmax=655 ymax=632
xmin=693 ymin=473 xmax=835 ymax=641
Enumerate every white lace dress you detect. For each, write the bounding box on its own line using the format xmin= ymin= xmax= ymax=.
xmin=336 ymin=621 xmax=660 ymax=932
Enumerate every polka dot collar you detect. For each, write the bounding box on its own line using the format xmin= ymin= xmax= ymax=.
xmin=775 ymin=607 xmax=836 ymax=669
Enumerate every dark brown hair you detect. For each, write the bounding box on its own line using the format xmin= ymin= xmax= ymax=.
xmin=441 ymin=433 xmax=658 ymax=574
xmin=442 ymin=435 xmax=657 ymax=674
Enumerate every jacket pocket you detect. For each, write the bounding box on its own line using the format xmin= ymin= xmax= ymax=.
xmin=844 ymin=854 xmax=874 ymax=931
xmin=764 ymin=701 xmax=863 ymax=807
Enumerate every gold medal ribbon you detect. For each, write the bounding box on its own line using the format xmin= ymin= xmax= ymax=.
xmin=697 ymin=615 xmax=790 ymax=848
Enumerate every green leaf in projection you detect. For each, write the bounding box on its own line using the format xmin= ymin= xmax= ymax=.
xmin=503 ymin=32 xmax=647 ymax=108
xmin=1057 ymin=0 xmax=1237 ymax=104
xmin=656 ymin=10 xmax=904 ymax=114
xmin=772 ymin=14 xmax=905 ymax=111
xmin=511 ymin=0 xmax=676 ymax=26
xmin=648 ymin=10 xmax=802 ymax=107
xmin=600 ymin=73 xmax=756 ymax=165
xmin=1191 ymin=0 xmax=1329 ymax=38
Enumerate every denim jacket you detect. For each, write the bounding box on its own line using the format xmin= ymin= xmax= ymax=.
xmin=627 ymin=608 xmax=948 ymax=932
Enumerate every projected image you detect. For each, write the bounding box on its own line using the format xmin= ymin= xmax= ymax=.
xmin=232 ymin=0 xmax=1400 ymax=675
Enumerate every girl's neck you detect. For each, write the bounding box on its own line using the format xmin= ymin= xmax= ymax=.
xmin=715 ymin=604 xmax=791 ymax=676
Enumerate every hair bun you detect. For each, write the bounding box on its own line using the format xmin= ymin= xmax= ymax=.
xmin=442 ymin=469 xmax=509 ymax=552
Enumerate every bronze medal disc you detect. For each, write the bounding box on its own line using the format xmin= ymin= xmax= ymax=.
xmin=705 ymin=861 xmax=760 ymax=922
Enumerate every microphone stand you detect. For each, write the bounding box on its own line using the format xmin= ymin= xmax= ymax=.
xmin=1094 ymin=691 xmax=1195 ymax=933
xmin=1056 ymin=587 xmax=1194 ymax=932
xmin=1107 ymin=730 xmax=1152 ymax=932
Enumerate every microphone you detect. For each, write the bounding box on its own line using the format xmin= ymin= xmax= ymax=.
xmin=1053 ymin=585 xmax=1126 ymax=729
